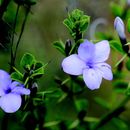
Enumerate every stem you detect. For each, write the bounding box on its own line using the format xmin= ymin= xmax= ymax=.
xmin=10 ymin=4 xmax=20 ymax=73
xmin=92 ymin=96 xmax=130 ymax=130
xmin=13 ymin=6 xmax=30 ymax=65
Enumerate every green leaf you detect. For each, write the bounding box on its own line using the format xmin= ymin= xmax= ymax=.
xmin=20 ymin=53 xmax=35 ymax=70
xmin=44 ymin=121 xmax=60 ymax=127
xmin=11 ymin=72 xmax=23 ymax=83
xmin=113 ymin=81 xmax=128 ymax=93
xmin=127 ymin=18 xmax=130 ymax=33
xmin=31 ymin=62 xmax=44 ymax=77
xmin=79 ymin=16 xmax=90 ymax=32
xmin=63 ymin=18 xmax=74 ymax=32
xmin=109 ymin=40 xmax=124 ymax=54
xmin=68 ymin=119 xmax=79 ymax=129
xmin=126 ymin=58 xmax=130 ymax=71
xmin=110 ymin=2 xmax=124 ymax=17
xmin=71 ymin=9 xmax=84 ymax=21
xmin=53 ymin=40 xmax=65 ymax=55
xmin=94 ymin=97 xmax=111 ymax=110
xmin=75 ymin=99 xmax=88 ymax=112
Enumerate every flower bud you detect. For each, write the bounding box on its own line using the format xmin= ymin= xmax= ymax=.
xmin=114 ymin=17 xmax=126 ymax=39
xmin=127 ymin=0 xmax=130 ymax=6
xmin=65 ymin=39 xmax=72 ymax=56
xmin=114 ymin=17 xmax=130 ymax=55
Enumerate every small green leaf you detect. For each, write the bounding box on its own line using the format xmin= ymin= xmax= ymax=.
xmin=44 ymin=121 xmax=60 ymax=127
xmin=11 ymin=72 xmax=23 ymax=83
xmin=109 ymin=40 xmax=124 ymax=54
xmin=75 ymin=99 xmax=88 ymax=112
xmin=20 ymin=53 xmax=35 ymax=69
xmin=63 ymin=18 xmax=74 ymax=32
xmin=79 ymin=16 xmax=90 ymax=32
xmin=32 ymin=67 xmax=44 ymax=77
xmin=34 ymin=62 xmax=44 ymax=70
xmin=68 ymin=119 xmax=79 ymax=129
xmin=31 ymin=62 xmax=44 ymax=77
xmin=53 ymin=40 xmax=65 ymax=55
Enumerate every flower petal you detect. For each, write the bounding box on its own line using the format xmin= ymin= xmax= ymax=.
xmin=10 ymin=81 xmax=24 ymax=89
xmin=93 ymin=40 xmax=110 ymax=63
xmin=83 ymin=68 xmax=102 ymax=90
xmin=95 ymin=63 xmax=113 ymax=80
xmin=12 ymin=87 xmax=30 ymax=95
xmin=78 ymin=40 xmax=95 ymax=62
xmin=62 ymin=54 xmax=86 ymax=75
xmin=0 ymin=70 xmax=11 ymax=96
xmin=0 ymin=93 xmax=21 ymax=113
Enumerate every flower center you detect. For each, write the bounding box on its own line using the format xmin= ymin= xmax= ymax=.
xmin=5 ymin=88 xmax=11 ymax=94
xmin=87 ymin=62 xmax=93 ymax=68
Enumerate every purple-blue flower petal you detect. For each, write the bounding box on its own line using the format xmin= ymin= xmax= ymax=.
xmin=95 ymin=63 xmax=113 ymax=80
xmin=62 ymin=54 xmax=86 ymax=75
xmin=83 ymin=68 xmax=102 ymax=90
xmin=0 ymin=93 xmax=21 ymax=113
xmin=10 ymin=81 xmax=24 ymax=90
xmin=78 ymin=40 xmax=95 ymax=62
xmin=0 ymin=70 xmax=11 ymax=96
xmin=12 ymin=87 xmax=30 ymax=95
xmin=93 ymin=40 xmax=110 ymax=63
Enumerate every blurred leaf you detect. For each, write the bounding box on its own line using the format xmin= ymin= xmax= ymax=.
xmin=113 ymin=81 xmax=128 ymax=93
xmin=110 ymin=2 xmax=124 ymax=17
xmin=112 ymin=118 xmax=128 ymax=130
xmin=75 ymin=99 xmax=88 ymax=112
xmin=68 ymin=119 xmax=79 ymax=129
xmin=109 ymin=40 xmax=124 ymax=54
xmin=44 ymin=121 xmax=61 ymax=127
xmin=94 ymin=97 xmax=111 ymax=110
xmin=84 ymin=117 xmax=99 ymax=123
xmin=20 ymin=53 xmax=35 ymax=70
xmin=126 ymin=58 xmax=130 ymax=71
xmin=11 ymin=72 xmax=23 ymax=83
xmin=127 ymin=18 xmax=130 ymax=33
xmin=53 ymin=40 xmax=65 ymax=55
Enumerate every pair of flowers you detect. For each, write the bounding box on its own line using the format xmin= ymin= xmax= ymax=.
xmin=62 ymin=17 xmax=125 ymax=90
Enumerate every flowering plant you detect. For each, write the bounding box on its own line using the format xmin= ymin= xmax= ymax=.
xmin=0 ymin=0 xmax=130 ymax=130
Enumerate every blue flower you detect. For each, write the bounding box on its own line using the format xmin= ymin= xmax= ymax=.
xmin=114 ymin=17 xmax=126 ymax=39
xmin=0 ymin=70 xmax=30 ymax=113
xmin=62 ymin=40 xmax=113 ymax=90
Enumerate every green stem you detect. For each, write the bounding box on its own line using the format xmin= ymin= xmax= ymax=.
xmin=13 ymin=6 xmax=30 ymax=65
xmin=10 ymin=4 xmax=20 ymax=73
xmin=92 ymin=96 xmax=130 ymax=130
